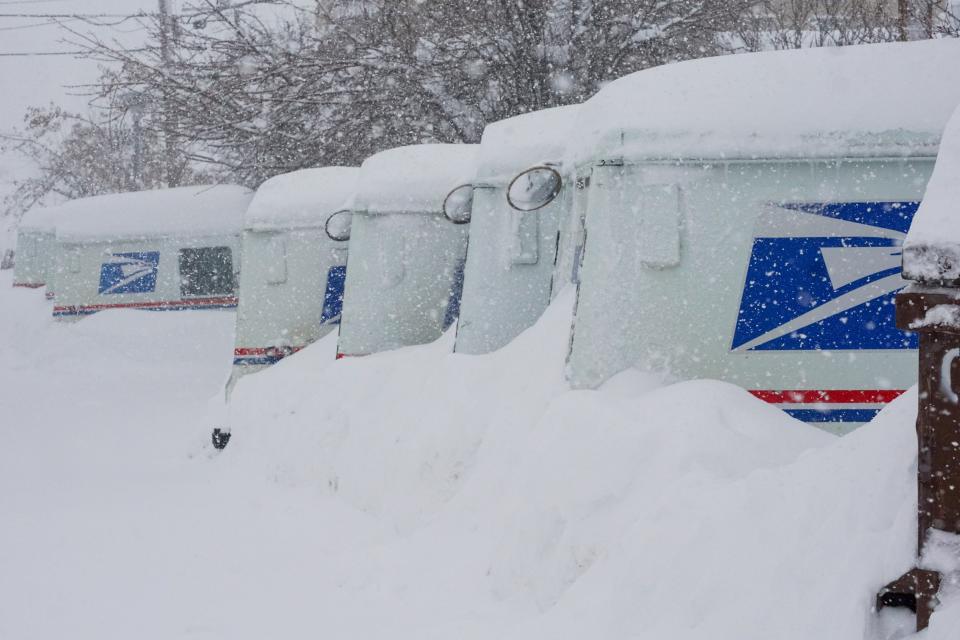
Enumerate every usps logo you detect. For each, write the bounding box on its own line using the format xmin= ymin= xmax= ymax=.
xmin=320 ymin=265 xmax=347 ymax=325
xmin=442 ymin=257 xmax=467 ymax=331
xmin=98 ymin=252 xmax=160 ymax=295
xmin=732 ymin=202 xmax=918 ymax=352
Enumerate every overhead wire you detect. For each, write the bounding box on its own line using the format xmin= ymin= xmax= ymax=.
xmin=0 ymin=12 xmax=149 ymax=18
xmin=0 ymin=4 xmax=273 ymax=57
xmin=0 ymin=7 xmax=155 ymax=56
xmin=0 ymin=0 xmax=75 ymax=5
xmin=0 ymin=19 xmax=57 ymax=29
xmin=0 ymin=48 xmax=151 ymax=56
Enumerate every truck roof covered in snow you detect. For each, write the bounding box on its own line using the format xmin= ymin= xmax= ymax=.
xmin=18 ymin=204 xmax=69 ymax=233
xmin=475 ymin=105 xmax=579 ymax=182
xmin=54 ymin=185 xmax=252 ymax=242
xmin=244 ymin=167 xmax=358 ymax=231
xmin=903 ymin=103 xmax=960 ymax=281
xmin=356 ymin=144 xmax=478 ymax=215
xmin=570 ymin=38 xmax=960 ymax=165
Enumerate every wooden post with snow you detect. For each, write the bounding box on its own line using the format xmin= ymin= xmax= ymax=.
xmin=876 ymin=285 xmax=958 ymax=630
xmin=876 ymin=155 xmax=960 ymax=629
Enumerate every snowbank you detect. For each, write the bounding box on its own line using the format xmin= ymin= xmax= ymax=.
xmin=244 ymin=167 xmax=358 ymax=231
xmin=221 ymin=288 xmax=936 ymax=639
xmin=222 ymin=287 xmax=921 ymax=640
xmin=54 ymin=184 xmax=252 ymax=242
xmin=903 ymin=103 xmax=960 ymax=282
xmin=355 ymin=144 xmax=478 ymax=215
xmin=571 ymin=38 xmax=960 ymax=164
xmin=1 ymin=269 xmax=951 ymax=639
xmin=500 ymin=388 xmax=920 ymax=640
xmin=475 ymin=105 xmax=579 ymax=183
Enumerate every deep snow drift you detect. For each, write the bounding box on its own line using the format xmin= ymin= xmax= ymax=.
xmin=0 ymin=269 xmax=952 ymax=638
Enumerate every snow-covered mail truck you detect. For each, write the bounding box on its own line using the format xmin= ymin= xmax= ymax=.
xmin=564 ymin=39 xmax=960 ymax=432
xmin=50 ymin=185 xmax=251 ymax=320
xmin=454 ymin=105 xmax=580 ymax=355
xmin=230 ymin=167 xmax=357 ymax=383
xmin=337 ymin=144 xmax=477 ymax=358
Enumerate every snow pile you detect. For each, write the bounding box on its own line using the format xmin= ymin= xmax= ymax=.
xmin=475 ymin=105 xmax=579 ymax=182
xmin=222 ymin=289 xmax=928 ymax=639
xmin=356 ymin=144 xmax=478 ymax=215
xmin=499 ymin=389 xmax=920 ymax=640
xmin=54 ymin=184 xmax=252 ymax=242
xmin=244 ymin=167 xmax=358 ymax=231
xmin=903 ymin=104 xmax=960 ymax=282
xmin=907 ymin=303 xmax=960 ymax=330
xmin=571 ymin=38 xmax=960 ymax=164
xmin=3 ymin=269 xmax=956 ymax=638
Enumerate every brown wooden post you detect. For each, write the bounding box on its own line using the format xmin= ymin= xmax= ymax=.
xmin=877 ymin=288 xmax=960 ymax=630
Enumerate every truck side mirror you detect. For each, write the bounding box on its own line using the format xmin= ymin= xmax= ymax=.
xmin=325 ymin=210 xmax=352 ymax=242
xmin=507 ymin=166 xmax=563 ymax=212
xmin=443 ymin=184 xmax=474 ymax=224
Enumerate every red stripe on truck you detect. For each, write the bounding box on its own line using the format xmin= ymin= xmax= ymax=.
xmin=749 ymin=389 xmax=906 ymax=404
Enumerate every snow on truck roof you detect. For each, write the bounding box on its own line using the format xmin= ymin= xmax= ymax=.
xmin=355 ymin=144 xmax=478 ymax=215
xmin=244 ymin=167 xmax=358 ymax=231
xmin=571 ymin=38 xmax=960 ymax=165
xmin=18 ymin=205 xmax=68 ymax=234
xmin=903 ymin=103 xmax=960 ymax=281
xmin=53 ymin=185 xmax=252 ymax=242
xmin=475 ymin=105 xmax=579 ymax=182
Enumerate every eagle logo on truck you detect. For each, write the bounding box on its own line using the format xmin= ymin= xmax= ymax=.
xmin=320 ymin=265 xmax=347 ymax=325
xmin=732 ymin=202 xmax=918 ymax=352
xmin=98 ymin=252 xmax=160 ymax=295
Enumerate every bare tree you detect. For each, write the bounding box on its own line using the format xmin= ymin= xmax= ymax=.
xmin=2 ymin=105 xmax=206 ymax=220
xmin=11 ymin=0 xmax=956 ymax=216
xmin=732 ymin=0 xmax=960 ymax=50
xmin=64 ymin=0 xmax=762 ymax=187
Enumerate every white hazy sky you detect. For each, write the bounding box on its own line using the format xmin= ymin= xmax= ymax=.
xmin=0 ymin=0 xmax=157 ymax=230
xmin=0 ymin=0 xmax=155 ymax=126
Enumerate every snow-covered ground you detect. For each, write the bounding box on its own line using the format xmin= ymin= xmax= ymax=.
xmin=1 ymin=268 xmax=956 ymax=638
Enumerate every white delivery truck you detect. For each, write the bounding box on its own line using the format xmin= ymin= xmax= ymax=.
xmin=230 ymin=167 xmax=357 ymax=382
xmin=453 ymin=105 xmax=580 ymax=355
xmin=336 ymin=144 xmax=477 ymax=358
xmin=564 ymin=39 xmax=960 ymax=432
xmin=12 ymin=207 xmax=64 ymax=295
xmin=50 ymin=185 xmax=251 ymax=320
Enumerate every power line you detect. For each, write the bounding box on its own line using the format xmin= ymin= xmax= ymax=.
xmin=0 ymin=49 xmax=87 ymax=56
xmin=0 ymin=18 xmax=54 ymax=29
xmin=0 ymin=14 xmax=95 ymax=30
xmin=0 ymin=0 xmax=75 ymax=5
xmin=0 ymin=47 xmax=151 ymax=56
xmin=0 ymin=2 xmax=282 ymax=20
xmin=0 ymin=12 xmax=151 ymax=18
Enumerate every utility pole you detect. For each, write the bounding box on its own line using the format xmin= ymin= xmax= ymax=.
xmin=119 ymin=90 xmax=146 ymax=187
xmin=923 ymin=0 xmax=936 ymax=38
xmin=899 ymin=0 xmax=940 ymax=40
xmin=157 ymin=0 xmax=180 ymax=187
xmin=899 ymin=0 xmax=911 ymax=40
xmin=130 ymin=98 xmax=145 ymax=187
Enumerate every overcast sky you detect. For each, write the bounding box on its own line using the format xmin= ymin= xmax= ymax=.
xmin=0 ymin=0 xmax=156 ymax=224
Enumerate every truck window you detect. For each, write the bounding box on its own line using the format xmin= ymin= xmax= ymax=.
xmin=179 ymin=246 xmax=236 ymax=297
